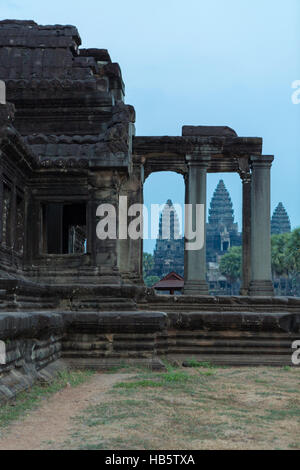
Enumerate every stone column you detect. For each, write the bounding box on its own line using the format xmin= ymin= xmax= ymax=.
xmin=249 ymin=155 xmax=274 ymax=296
xmin=238 ymin=158 xmax=252 ymax=295
xmin=24 ymin=194 xmax=40 ymax=263
xmin=87 ymin=190 xmax=97 ymax=266
xmin=0 ymin=165 xmax=3 ymax=244
xmin=118 ymin=160 xmax=144 ymax=284
xmin=184 ymin=153 xmax=210 ymax=295
xmin=10 ymin=178 xmax=17 ymax=252
xmin=90 ymin=170 xmax=122 ymax=285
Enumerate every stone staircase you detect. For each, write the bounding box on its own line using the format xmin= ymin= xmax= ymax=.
xmin=0 ymin=280 xmax=58 ymax=311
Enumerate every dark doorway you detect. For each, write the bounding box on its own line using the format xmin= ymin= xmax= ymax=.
xmin=43 ymin=203 xmax=86 ymax=254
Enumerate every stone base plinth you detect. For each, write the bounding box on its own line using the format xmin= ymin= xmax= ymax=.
xmin=183 ymin=280 xmax=209 ymax=296
xmin=249 ymin=280 xmax=274 ymax=296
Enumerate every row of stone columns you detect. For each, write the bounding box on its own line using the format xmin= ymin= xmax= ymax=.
xmin=183 ymin=153 xmax=274 ymax=296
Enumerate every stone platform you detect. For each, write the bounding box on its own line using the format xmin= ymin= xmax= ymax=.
xmin=0 ymin=295 xmax=299 ymax=401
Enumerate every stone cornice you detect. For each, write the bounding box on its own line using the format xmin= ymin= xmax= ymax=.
xmin=251 ymin=155 xmax=274 ymax=169
xmin=133 ymin=136 xmax=262 ymax=157
xmin=0 ymin=125 xmax=38 ymax=173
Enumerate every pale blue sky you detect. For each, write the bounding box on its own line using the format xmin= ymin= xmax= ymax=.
xmin=1 ymin=0 xmax=299 ymax=253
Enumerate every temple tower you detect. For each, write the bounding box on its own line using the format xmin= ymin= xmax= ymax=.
xmin=208 ymin=180 xmax=234 ymax=226
xmin=152 ymin=200 xmax=184 ymax=278
xmin=271 ymin=202 xmax=291 ymax=235
xmin=206 ymin=180 xmax=241 ymax=262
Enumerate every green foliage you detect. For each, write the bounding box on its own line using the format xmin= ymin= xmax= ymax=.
xmin=219 ymin=228 xmax=300 ymax=294
xmin=285 ymin=228 xmax=300 ymax=275
xmin=184 ymin=359 xmax=216 ymax=369
xmin=143 ymin=252 xmax=154 ymax=276
xmin=271 ymin=228 xmax=300 ymax=295
xmin=114 ymin=379 xmax=163 ymax=389
xmin=271 ymin=232 xmax=290 ymax=277
xmin=219 ymin=246 xmax=242 ymax=283
xmin=113 ymin=369 xmax=189 ymax=390
xmin=143 ymin=252 xmax=160 ymax=286
xmin=271 ymin=229 xmax=300 ymax=276
xmin=144 ymin=275 xmax=160 ymax=287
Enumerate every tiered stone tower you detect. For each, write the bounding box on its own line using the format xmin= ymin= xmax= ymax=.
xmin=152 ymin=182 xmax=242 ymax=277
xmin=271 ymin=202 xmax=291 ymax=235
xmin=152 ymin=200 xmax=184 ymax=278
xmin=206 ymin=180 xmax=241 ymax=262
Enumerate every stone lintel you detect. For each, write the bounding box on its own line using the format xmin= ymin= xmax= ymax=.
xmin=133 ymin=136 xmax=263 ymax=160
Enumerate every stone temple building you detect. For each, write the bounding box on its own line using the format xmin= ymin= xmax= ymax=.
xmin=0 ymin=20 xmax=299 ymax=400
xmin=152 ymin=180 xmax=241 ymax=278
xmin=206 ymin=179 xmax=242 ymax=262
xmin=152 ymin=190 xmax=292 ymax=282
xmin=271 ymin=202 xmax=291 ymax=235
xmin=152 ymin=200 xmax=184 ymax=278
xmin=0 ymin=19 xmax=277 ymax=297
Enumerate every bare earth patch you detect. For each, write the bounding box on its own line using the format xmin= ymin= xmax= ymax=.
xmin=0 ymin=373 xmax=132 ymax=450
xmin=0 ymin=366 xmax=299 ymax=450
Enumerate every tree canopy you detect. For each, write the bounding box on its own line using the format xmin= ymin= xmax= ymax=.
xmin=219 ymin=245 xmax=242 ymax=283
xmin=142 ymin=252 xmax=160 ymax=287
xmin=219 ymin=228 xmax=300 ymax=295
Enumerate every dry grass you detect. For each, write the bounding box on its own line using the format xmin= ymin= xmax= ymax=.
xmin=64 ymin=363 xmax=300 ymax=450
xmin=0 ymin=362 xmax=299 ymax=450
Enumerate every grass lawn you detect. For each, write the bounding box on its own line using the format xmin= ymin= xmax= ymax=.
xmin=0 ymin=361 xmax=299 ymax=450
xmin=66 ymin=361 xmax=300 ymax=450
xmin=0 ymin=369 xmax=95 ymax=429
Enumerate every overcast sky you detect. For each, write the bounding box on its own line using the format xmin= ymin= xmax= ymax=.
xmin=1 ymin=0 xmax=299 ymax=253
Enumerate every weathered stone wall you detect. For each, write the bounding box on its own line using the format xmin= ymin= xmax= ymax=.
xmin=0 ymin=310 xmax=168 ymax=401
xmin=157 ymin=311 xmax=300 ymax=366
xmin=0 ymin=305 xmax=299 ymax=402
xmin=141 ymin=296 xmax=300 ymax=366
xmin=62 ymin=311 xmax=167 ymax=370
xmin=0 ymin=312 xmax=63 ymax=402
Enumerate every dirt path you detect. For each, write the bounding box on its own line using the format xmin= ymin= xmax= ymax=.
xmin=0 ymin=367 xmax=299 ymax=450
xmin=0 ymin=373 xmax=130 ymax=450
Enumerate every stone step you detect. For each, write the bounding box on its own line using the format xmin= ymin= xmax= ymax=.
xmin=158 ymin=347 xmax=293 ymax=355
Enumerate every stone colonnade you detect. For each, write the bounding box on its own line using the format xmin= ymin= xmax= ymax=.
xmin=179 ymin=153 xmax=274 ymax=296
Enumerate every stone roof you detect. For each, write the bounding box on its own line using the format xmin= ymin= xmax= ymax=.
xmin=0 ymin=20 xmax=81 ymax=81
xmin=0 ymin=20 xmax=134 ymax=169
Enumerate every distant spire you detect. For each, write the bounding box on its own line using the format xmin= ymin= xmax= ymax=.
xmin=271 ymin=202 xmax=291 ymax=235
xmin=159 ymin=200 xmax=181 ymax=239
xmin=208 ymin=180 xmax=234 ymax=226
